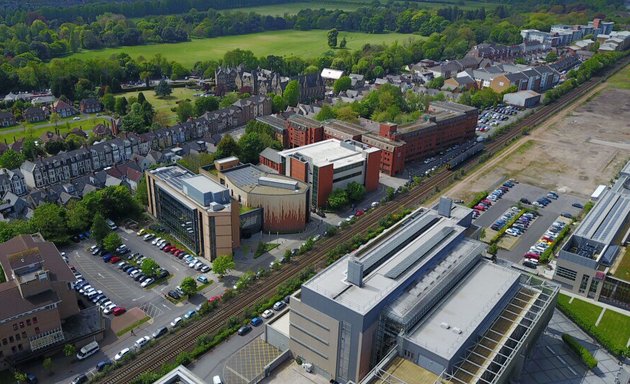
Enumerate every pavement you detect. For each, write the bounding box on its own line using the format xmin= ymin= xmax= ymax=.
xmin=521 ymin=309 xmax=629 ymax=384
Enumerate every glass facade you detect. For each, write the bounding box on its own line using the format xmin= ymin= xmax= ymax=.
xmin=155 ymin=186 xmax=199 ymax=254
xmin=600 ymin=277 xmax=630 ymax=310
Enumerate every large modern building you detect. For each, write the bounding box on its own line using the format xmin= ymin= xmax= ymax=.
xmin=261 ymin=139 xmax=381 ymax=208
xmin=286 ymin=200 xmax=558 ymax=384
xmin=362 ymin=101 xmax=478 ymax=176
xmin=145 ymin=166 xmax=240 ymax=260
xmin=554 ymin=161 xmax=630 ymax=309
xmin=0 ymin=234 xmax=81 ymax=369
xmin=286 ymin=115 xmax=324 ymax=148
xmin=214 ymin=160 xmax=310 ymax=233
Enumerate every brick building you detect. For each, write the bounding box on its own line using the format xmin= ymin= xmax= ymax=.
xmin=363 ymin=102 xmax=478 ymax=176
xmin=262 ymin=139 xmax=380 ymax=208
xmin=0 ymin=234 xmax=80 ymax=369
xmin=286 ymin=115 xmax=323 ymax=148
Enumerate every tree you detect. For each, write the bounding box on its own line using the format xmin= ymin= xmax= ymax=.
xmin=488 ymin=243 xmax=498 ymax=255
xmin=333 ymin=76 xmax=352 ymax=94
xmin=176 ymin=100 xmax=194 ymax=123
xmin=141 ymin=258 xmax=160 ymax=277
xmin=22 ymin=138 xmax=44 ymax=161
xmin=102 ymin=93 xmax=115 ymax=111
xmin=340 ymin=36 xmax=347 ymax=49
xmin=63 ymin=343 xmax=76 ymax=357
xmin=31 ymin=203 xmax=68 ymax=243
xmin=315 ymin=104 xmax=336 ymax=121
xmin=44 ymin=140 xmax=67 ymax=155
xmin=91 ymin=213 xmax=110 ymax=244
xmin=346 ymin=182 xmax=366 ymax=203
xmin=114 ymin=96 xmax=128 ymax=115
xmin=545 ymin=51 xmax=558 ymax=63
xmin=14 ymin=372 xmax=27 ymax=383
xmin=327 ymin=189 xmax=349 ymax=210
xmin=66 ymin=201 xmax=91 ymax=233
xmin=103 ymin=232 xmax=122 ymax=253
xmin=49 ymin=112 xmax=60 ymax=127
xmin=215 ymin=135 xmax=239 ymax=160
xmin=43 ymin=357 xmax=53 ymax=374
xmin=135 ymin=176 xmax=148 ymax=207
xmin=427 ymin=76 xmax=445 ymax=89
xmin=194 ymin=96 xmax=219 ymax=116
xmin=327 ymin=28 xmax=338 ymax=48
xmin=219 ymin=92 xmax=239 ymax=108
xmin=283 ymin=80 xmax=300 ymax=107
xmin=212 ymin=254 xmax=235 ymax=278
xmin=0 ymin=149 xmax=24 ymax=169
xmin=180 ymin=276 xmax=197 ymax=296
xmin=155 ymin=79 xmax=172 ymax=98
xmin=271 ymin=94 xmax=286 ymax=113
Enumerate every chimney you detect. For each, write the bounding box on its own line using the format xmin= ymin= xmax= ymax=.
xmin=438 ymin=196 xmax=453 ymax=218
xmin=347 ymin=258 xmax=364 ymax=287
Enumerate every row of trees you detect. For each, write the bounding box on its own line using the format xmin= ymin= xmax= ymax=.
xmin=0 ymin=185 xmax=142 ymax=244
xmin=327 ymin=182 xmax=367 ymax=210
xmin=214 ymin=120 xmax=282 ymax=164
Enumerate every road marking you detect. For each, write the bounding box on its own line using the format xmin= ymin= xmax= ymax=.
xmin=132 ymin=296 xmax=146 ymax=302
xmin=97 ymin=273 xmax=104 ymax=278
xmin=172 ymin=266 xmax=180 ymax=271
xmin=162 ymin=304 xmax=170 ymax=309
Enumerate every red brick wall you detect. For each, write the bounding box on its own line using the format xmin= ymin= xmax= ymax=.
xmin=365 ymin=150 xmax=381 ymax=191
xmin=287 ymin=122 xmax=323 ymax=147
xmin=316 ymin=164 xmax=334 ymax=207
xmin=289 ymin=157 xmax=308 ymax=182
xmin=259 ymin=155 xmax=283 ymax=173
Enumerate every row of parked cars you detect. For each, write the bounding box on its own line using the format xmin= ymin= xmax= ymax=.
xmin=72 ymin=268 xmax=125 ymax=316
xmin=522 ymin=220 xmax=567 ymax=268
xmin=147 ymin=234 xmax=212 ymax=273
xmin=472 ymin=180 xmax=517 ymax=220
xmin=477 ymin=105 xmax=522 ymax=132
xmin=505 ymin=211 xmax=537 ymax=237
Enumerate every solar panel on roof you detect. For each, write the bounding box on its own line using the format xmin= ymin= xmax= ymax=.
xmin=385 ymin=226 xmax=455 ymax=279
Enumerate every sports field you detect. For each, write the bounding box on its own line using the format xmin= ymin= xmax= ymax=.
xmin=117 ymin=87 xmax=199 ymax=124
xmin=69 ymin=30 xmax=421 ymax=68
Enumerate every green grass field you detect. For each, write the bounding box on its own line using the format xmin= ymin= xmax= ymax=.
xmin=557 ymin=294 xmax=602 ymax=325
xmin=607 ymin=63 xmax=630 ymax=90
xmin=613 ymin=247 xmax=630 ymax=281
xmin=0 ymin=115 xmax=111 ymax=144
xmin=69 ymin=30 xmax=422 ymax=68
xmin=598 ymin=309 xmax=630 ymax=349
xmin=117 ymin=87 xmax=198 ymax=124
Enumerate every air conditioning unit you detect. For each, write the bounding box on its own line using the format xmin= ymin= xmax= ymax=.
xmin=452 ymin=327 xmax=462 ymax=334
xmin=440 ymin=322 xmax=451 ymax=330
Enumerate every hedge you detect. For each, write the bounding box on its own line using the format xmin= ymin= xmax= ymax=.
xmin=489 ymin=209 xmax=525 ymax=244
xmin=562 ymin=334 xmax=598 ymax=369
xmin=467 ymin=191 xmax=489 ymax=208
xmin=539 ymin=224 xmax=571 ymax=263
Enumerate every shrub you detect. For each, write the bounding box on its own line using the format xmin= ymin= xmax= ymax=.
xmin=467 ymin=191 xmax=489 ymax=208
xmin=562 ymin=334 xmax=598 ymax=369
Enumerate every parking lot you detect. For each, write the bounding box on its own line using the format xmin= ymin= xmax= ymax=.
xmin=472 ymin=182 xmax=586 ymax=266
xmin=476 ymin=104 xmax=530 ymax=138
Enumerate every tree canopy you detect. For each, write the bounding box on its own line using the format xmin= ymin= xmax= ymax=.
xmin=212 ymin=254 xmax=235 ymax=278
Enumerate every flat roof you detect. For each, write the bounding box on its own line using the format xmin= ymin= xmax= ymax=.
xmin=183 ymin=174 xmax=227 ymax=195
xmin=574 ymin=167 xmax=630 ymax=245
xmin=324 ymin=120 xmax=368 ymax=137
xmin=150 ymin=165 xmax=230 ymax=210
xmin=222 ymin=164 xmax=308 ymax=195
xmin=303 ymin=207 xmax=473 ymax=315
xmin=269 ymin=310 xmax=291 ymax=338
xmin=406 ymin=262 xmax=520 ymax=361
xmin=278 ymin=139 xmax=372 ymax=168
xmin=374 ymin=356 xmax=439 ymax=384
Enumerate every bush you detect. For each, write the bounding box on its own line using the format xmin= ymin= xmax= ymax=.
xmin=562 ymin=334 xmax=598 ymax=369
xmin=467 ymin=191 xmax=489 ymax=208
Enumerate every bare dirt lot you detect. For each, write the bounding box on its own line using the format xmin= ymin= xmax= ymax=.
xmin=447 ymin=73 xmax=630 ymax=202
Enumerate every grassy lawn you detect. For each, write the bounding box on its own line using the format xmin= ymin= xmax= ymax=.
xmin=607 ymin=63 xmax=630 ymax=90
xmin=598 ymin=309 xmax=630 ymax=350
xmin=69 ymin=30 xmax=423 ymax=68
xmin=0 ymin=115 xmax=111 ymax=144
xmin=557 ymin=293 xmax=602 ymax=326
xmin=117 ymin=87 xmax=198 ymax=124
xmin=612 ymin=246 xmax=630 ymax=281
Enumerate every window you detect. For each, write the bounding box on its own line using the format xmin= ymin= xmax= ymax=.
xmin=579 ymin=274 xmax=590 ymax=294
xmin=35 ymin=327 xmax=40 ymax=334
xmin=32 ymin=317 xmax=37 ymax=324
xmin=12 ymin=324 xmax=17 ymax=331
xmin=15 ymin=334 xmax=20 ymax=341
xmin=2 ymin=338 xmax=6 ymax=345
xmin=19 ymin=322 xmax=24 ymax=328
xmin=26 ymin=319 xmax=31 ymax=326
xmin=21 ymin=332 xmax=26 ymax=339
xmin=17 ymin=344 xmax=22 ymax=351
xmin=556 ymin=266 xmax=577 ymax=281
xmin=9 ymin=336 xmax=14 ymax=343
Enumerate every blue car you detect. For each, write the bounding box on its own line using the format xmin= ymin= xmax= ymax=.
xmin=96 ymin=359 xmax=112 ymax=372
xmin=184 ymin=310 xmax=196 ymax=319
xmin=102 ymin=253 xmax=113 ymax=263
xmin=251 ymin=317 xmax=263 ymax=327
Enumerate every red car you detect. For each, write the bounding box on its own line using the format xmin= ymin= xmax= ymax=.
xmin=170 ymin=248 xmax=179 ymax=255
xmin=208 ymin=295 xmax=222 ymax=304
xmin=473 ymin=205 xmax=486 ymax=211
xmin=481 ymin=199 xmax=492 ymax=205
xmin=354 ymin=209 xmax=364 ymax=217
xmin=112 ymin=307 xmax=126 ymax=316
xmin=524 ymin=252 xmax=540 ymax=260
xmin=163 ymin=245 xmax=173 ymax=252
xmin=110 ymin=256 xmax=121 ymax=264
xmin=175 ymin=250 xmax=184 ymax=257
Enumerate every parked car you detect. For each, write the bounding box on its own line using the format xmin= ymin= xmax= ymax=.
xmin=184 ymin=310 xmax=196 ymax=319
xmin=273 ymin=301 xmax=286 ymax=311
xmin=114 ymin=348 xmax=130 ymax=361
xmin=561 ymin=212 xmax=573 ymax=219
xmin=141 ymin=278 xmax=154 ymax=287
xmin=251 ymin=317 xmax=263 ymax=327
xmin=96 ymin=359 xmax=112 ymax=372
xmin=168 ymin=290 xmax=181 ymax=300
xmin=237 ymin=325 xmax=252 ymax=336
xmin=112 ymin=307 xmax=126 ymax=316
xmin=197 ymin=275 xmax=209 ymax=284
xmin=134 ymin=336 xmax=151 ymax=349
xmin=152 ymin=326 xmax=168 ymax=339
xmin=71 ymin=374 xmax=88 ymax=384
xmin=572 ymin=202 xmax=584 ymax=209
xmin=170 ymin=317 xmax=183 ymax=328
xmin=262 ymin=309 xmax=274 ymax=319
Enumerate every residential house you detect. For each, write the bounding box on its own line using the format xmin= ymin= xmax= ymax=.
xmin=0 ymin=191 xmax=29 ymax=219
xmin=51 ymin=100 xmax=76 ymax=118
xmin=0 ymin=111 xmax=16 ymax=127
xmin=0 ymin=169 xmax=27 ymax=196
xmin=23 ymin=107 xmax=47 ymax=123
xmin=79 ymin=98 xmax=102 ymax=114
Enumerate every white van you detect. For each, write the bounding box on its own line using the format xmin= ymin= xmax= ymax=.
xmin=76 ymin=341 xmax=100 ymax=360
xmin=212 ymin=376 xmax=223 ymax=384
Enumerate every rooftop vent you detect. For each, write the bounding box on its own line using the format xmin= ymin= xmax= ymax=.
xmin=438 ymin=196 xmax=453 ymax=218
xmin=451 ymin=327 xmax=462 ymax=335
xmin=347 ymin=258 xmax=364 ymax=287
xmin=440 ymin=322 xmax=451 ymax=330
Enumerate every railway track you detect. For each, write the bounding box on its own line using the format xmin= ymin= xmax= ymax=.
xmin=99 ymin=57 xmax=629 ymax=384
